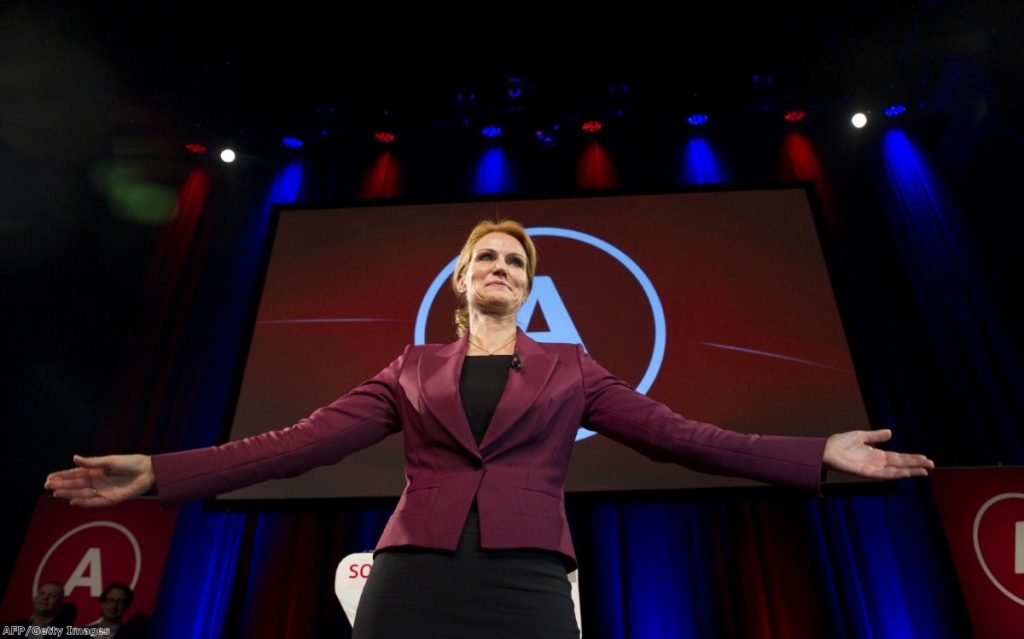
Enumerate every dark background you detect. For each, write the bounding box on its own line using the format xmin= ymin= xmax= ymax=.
xmin=2 ymin=2 xmax=1021 ymax=636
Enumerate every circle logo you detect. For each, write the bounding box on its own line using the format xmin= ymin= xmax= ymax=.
xmin=34 ymin=521 xmax=142 ymax=626
xmin=973 ymin=492 xmax=1024 ymax=606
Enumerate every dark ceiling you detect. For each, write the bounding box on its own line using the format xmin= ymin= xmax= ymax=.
xmin=3 ymin=2 xmax=1020 ymax=156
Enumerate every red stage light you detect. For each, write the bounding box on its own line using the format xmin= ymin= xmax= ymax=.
xmin=184 ymin=142 xmax=207 ymax=154
xmin=374 ymin=131 xmax=396 ymax=144
xmin=581 ymin=120 xmax=603 ymax=133
xmin=784 ymin=110 xmax=806 ymax=123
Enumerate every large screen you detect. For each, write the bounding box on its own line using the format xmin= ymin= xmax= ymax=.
xmin=216 ymin=188 xmax=869 ymax=501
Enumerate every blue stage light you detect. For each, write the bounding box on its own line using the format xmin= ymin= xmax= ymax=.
xmin=481 ymin=125 xmax=502 ymax=138
xmin=534 ymin=129 xmax=557 ymax=147
xmin=507 ymin=77 xmax=523 ymax=99
xmin=281 ymin=136 xmax=304 ymax=148
xmin=687 ymin=113 xmax=709 ymax=126
xmin=884 ymin=104 xmax=907 ymax=118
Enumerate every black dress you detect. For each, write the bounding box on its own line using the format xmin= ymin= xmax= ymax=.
xmin=351 ymin=355 xmax=580 ymax=639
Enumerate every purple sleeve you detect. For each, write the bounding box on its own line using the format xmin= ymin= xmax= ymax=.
xmin=577 ymin=345 xmax=826 ymax=494
xmin=151 ymin=347 xmax=408 ymax=506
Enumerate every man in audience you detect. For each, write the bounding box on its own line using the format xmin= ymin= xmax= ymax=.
xmin=88 ymin=582 xmax=137 ymax=637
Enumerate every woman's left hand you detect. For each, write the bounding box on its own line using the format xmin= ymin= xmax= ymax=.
xmin=823 ymin=429 xmax=934 ymax=479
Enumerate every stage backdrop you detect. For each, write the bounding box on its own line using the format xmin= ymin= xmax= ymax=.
xmin=1 ymin=498 xmax=178 ymax=629
xmin=931 ymin=467 xmax=1024 ymax=638
xmin=217 ymin=188 xmax=871 ymax=501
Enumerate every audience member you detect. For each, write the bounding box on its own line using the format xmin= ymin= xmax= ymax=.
xmin=87 ymin=582 xmax=138 ymax=638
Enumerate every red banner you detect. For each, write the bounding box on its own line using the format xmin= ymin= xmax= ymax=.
xmin=1 ymin=497 xmax=178 ymax=630
xmin=931 ymin=467 xmax=1024 ymax=639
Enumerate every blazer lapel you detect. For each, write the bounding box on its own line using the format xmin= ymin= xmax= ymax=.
xmin=418 ymin=335 xmax=481 ymax=458
xmin=480 ymin=330 xmax=557 ymax=453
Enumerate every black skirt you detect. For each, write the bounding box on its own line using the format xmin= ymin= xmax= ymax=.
xmin=352 ymin=511 xmax=580 ymax=639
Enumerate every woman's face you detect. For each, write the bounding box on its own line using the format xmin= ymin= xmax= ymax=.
xmin=458 ymin=232 xmax=529 ymax=316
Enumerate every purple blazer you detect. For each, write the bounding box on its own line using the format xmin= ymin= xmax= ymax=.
xmin=152 ymin=329 xmax=826 ymax=567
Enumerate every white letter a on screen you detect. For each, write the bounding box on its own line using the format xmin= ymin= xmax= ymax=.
xmin=65 ymin=547 xmax=104 ymax=597
xmin=517 ymin=276 xmax=586 ymax=348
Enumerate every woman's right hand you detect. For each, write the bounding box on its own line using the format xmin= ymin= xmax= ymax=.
xmin=45 ymin=454 xmax=155 ymax=507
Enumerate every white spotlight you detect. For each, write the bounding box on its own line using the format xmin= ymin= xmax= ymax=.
xmin=220 ymin=148 xmax=237 ymax=163
xmin=851 ymin=113 xmax=868 ymax=129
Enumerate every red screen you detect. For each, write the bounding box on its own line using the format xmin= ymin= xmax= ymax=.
xmin=217 ymin=188 xmax=868 ymax=500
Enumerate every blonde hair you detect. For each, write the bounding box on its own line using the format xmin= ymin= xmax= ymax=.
xmin=451 ymin=219 xmax=537 ymax=336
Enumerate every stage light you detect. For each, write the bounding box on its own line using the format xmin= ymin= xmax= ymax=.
xmin=851 ymin=112 xmax=868 ymax=128
xmin=576 ymin=141 xmax=618 ymax=189
xmin=359 ymin=150 xmax=404 ymax=198
xmin=784 ymin=110 xmax=806 ymax=123
xmin=680 ymin=137 xmax=725 ymax=184
xmin=475 ymin=147 xmax=514 ymax=194
xmin=884 ymin=104 xmax=907 ymax=118
xmin=581 ymin=120 xmax=603 ymax=133
xmin=374 ymin=131 xmax=395 ymax=144
xmin=481 ymin=125 xmax=502 ymax=138
xmin=282 ymin=136 xmax=304 ymax=148
xmin=220 ymin=149 xmax=236 ymax=163
xmin=506 ymin=77 xmax=523 ymax=99
xmin=184 ymin=142 xmax=207 ymax=154
xmin=686 ymin=113 xmax=709 ymax=127
xmin=534 ymin=126 xmax=559 ymax=148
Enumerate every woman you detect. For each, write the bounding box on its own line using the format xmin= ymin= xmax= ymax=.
xmin=46 ymin=219 xmax=934 ymax=638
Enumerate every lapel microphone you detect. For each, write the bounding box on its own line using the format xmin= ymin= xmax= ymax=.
xmin=509 ymin=353 xmax=522 ymax=372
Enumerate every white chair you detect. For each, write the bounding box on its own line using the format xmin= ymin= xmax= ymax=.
xmin=335 ymin=552 xmax=582 ymax=634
